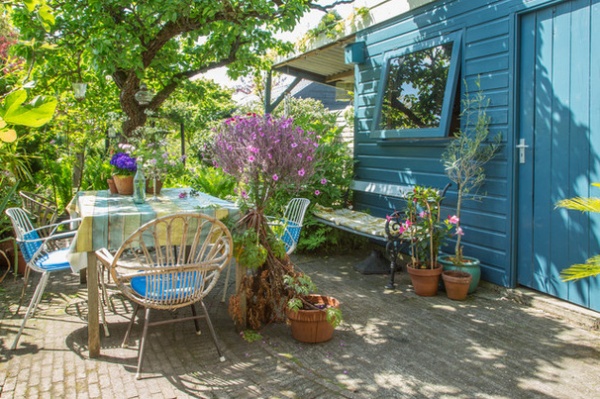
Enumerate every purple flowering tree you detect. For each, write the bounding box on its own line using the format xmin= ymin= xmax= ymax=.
xmin=212 ymin=114 xmax=319 ymax=328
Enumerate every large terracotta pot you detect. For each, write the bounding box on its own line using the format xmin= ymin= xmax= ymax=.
xmin=286 ymin=294 xmax=340 ymax=343
xmin=407 ymin=263 xmax=443 ymax=296
xmin=112 ymin=175 xmax=134 ymax=195
xmin=442 ymin=270 xmax=472 ymax=301
xmin=438 ymin=255 xmax=481 ymax=294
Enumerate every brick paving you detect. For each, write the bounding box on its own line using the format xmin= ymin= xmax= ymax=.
xmin=1 ymin=249 xmax=600 ymax=398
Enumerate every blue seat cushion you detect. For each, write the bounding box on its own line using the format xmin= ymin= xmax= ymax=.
xmin=281 ymin=221 xmax=301 ymax=252
xmin=21 ymin=231 xmax=43 ymax=263
xmin=131 ymin=272 xmax=203 ymax=301
xmin=33 ymin=248 xmax=73 ymax=272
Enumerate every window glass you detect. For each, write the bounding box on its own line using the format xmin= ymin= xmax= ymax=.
xmin=379 ymin=43 xmax=453 ymax=130
xmin=372 ymin=34 xmax=461 ymax=139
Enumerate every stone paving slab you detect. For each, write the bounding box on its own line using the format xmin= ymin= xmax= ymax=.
xmin=1 ymin=249 xmax=599 ymax=398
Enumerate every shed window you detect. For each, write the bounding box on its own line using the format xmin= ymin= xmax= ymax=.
xmin=372 ymin=34 xmax=461 ymax=139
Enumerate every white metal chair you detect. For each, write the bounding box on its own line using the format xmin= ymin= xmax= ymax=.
xmin=221 ymin=198 xmax=310 ymax=303
xmin=267 ymin=198 xmax=311 ymax=255
xmin=4 ymin=208 xmax=106 ymax=350
xmin=95 ymin=213 xmax=233 ymax=379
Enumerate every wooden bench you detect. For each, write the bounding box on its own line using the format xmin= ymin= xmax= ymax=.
xmin=313 ymin=180 xmax=450 ymax=289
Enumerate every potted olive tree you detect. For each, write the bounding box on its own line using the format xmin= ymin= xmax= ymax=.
xmin=439 ymin=87 xmax=502 ymax=294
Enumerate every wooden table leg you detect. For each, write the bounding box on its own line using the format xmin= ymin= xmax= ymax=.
xmin=87 ymin=251 xmax=100 ymax=358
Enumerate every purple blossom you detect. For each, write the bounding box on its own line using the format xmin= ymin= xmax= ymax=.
xmin=314 ymin=190 xmax=320 ymax=196
xmin=272 ymin=174 xmax=279 ymax=181
xmin=298 ymin=168 xmax=305 ymax=177
xmin=321 ymin=178 xmax=327 ymax=185
xmin=110 ymin=152 xmax=137 ymax=175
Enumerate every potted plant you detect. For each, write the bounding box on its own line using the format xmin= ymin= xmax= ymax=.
xmin=131 ymin=125 xmax=178 ymax=196
xmin=399 ymin=186 xmax=456 ymax=296
xmin=439 ymin=87 xmax=502 ymax=294
xmin=109 ymin=144 xmax=137 ymax=195
xmin=211 ymin=114 xmax=329 ymax=330
xmin=284 ymin=274 xmax=342 ymax=343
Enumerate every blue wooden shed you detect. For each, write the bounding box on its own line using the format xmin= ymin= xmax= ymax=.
xmin=272 ymin=0 xmax=600 ymax=312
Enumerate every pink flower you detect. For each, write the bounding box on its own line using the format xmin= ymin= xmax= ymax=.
xmin=314 ymin=190 xmax=320 ymax=195
xmin=298 ymin=168 xmax=305 ymax=177
xmin=248 ymin=155 xmax=255 ymax=162
xmin=241 ymin=190 xmax=249 ymax=199
xmin=321 ymin=178 xmax=327 ymax=185
xmin=419 ymin=211 xmax=428 ymax=218
xmin=385 ymin=215 xmax=391 ymax=222
xmin=448 ymin=215 xmax=459 ymax=224
xmin=456 ymin=227 xmax=464 ymax=236
xmin=297 ymin=153 xmax=303 ymax=158
xmin=272 ymin=174 xmax=279 ymax=181
xmin=291 ymin=143 xmax=298 ymax=148
xmin=178 ymin=192 xmax=187 ymax=199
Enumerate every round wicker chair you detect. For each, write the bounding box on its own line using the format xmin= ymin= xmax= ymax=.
xmin=95 ymin=213 xmax=233 ymax=379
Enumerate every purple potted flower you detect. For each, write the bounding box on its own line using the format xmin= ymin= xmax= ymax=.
xmin=109 ymin=145 xmax=137 ymax=195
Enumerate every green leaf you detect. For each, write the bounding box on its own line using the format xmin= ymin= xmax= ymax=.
xmin=39 ymin=5 xmax=56 ymax=31
xmin=2 ymin=90 xmax=28 ymax=115
xmin=23 ymin=0 xmax=40 ymax=12
xmin=3 ymin=95 xmax=57 ymax=127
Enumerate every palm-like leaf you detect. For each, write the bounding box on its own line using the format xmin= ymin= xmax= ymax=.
xmin=556 ymin=183 xmax=600 ymax=281
xmin=560 ymin=255 xmax=600 ymax=281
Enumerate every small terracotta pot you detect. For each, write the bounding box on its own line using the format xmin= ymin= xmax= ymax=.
xmin=442 ymin=270 xmax=472 ymax=301
xmin=107 ymin=178 xmax=118 ymax=194
xmin=145 ymin=179 xmax=163 ymax=195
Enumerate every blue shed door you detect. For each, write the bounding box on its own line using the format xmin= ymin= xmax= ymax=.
xmin=517 ymin=1 xmax=600 ymax=311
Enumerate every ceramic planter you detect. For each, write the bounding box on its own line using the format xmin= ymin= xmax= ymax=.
xmin=438 ymin=255 xmax=480 ymax=294
xmin=107 ymin=178 xmax=118 ymax=194
xmin=146 ymin=179 xmax=163 ymax=195
xmin=407 ymin=264 xmax=443 ymax=296
xmin=286 ymin=294 xmax=340 ymax=343
xmin=442 ymin=270 xmax=472 ymax=300
xmin=112 ymin=175 xmax=134 ymax=195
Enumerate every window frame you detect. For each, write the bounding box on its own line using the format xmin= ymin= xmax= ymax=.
xmin=371 ymin=32 xmax=462 ymax=139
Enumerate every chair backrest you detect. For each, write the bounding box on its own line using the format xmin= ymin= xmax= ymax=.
xmin=110 ymin=213 xmax=233 ymax=310
xmin=5 ymin=208 xmax=42 ymax=263
xmin=280 ymin=198 xmax=310 ymax=254
xmin=19 ymin=191 xmax=59 ymax=231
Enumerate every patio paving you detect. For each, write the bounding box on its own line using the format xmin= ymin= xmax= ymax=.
xmin=1 ymin=248 xmax=599 ymax=398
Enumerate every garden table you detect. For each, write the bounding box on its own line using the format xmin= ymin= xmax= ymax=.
xmin=66 ymin=188 xmax=239 ymax=358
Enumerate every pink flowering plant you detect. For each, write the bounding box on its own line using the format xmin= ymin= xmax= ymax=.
xmin=398 ymin=186 xmax=459 ymax=269
xmin=213 ymin=114 xmax=318 ymax=213
xmin=212 ymin=113 xmax=322 ymax=329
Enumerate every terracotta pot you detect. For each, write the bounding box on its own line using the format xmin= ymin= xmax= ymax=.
xmin=442 ymin=270 xmax=472 ymax=301
xmin=0 ymin=239 xmax=27 ymax=275
xmin=286 ymin=294 xmax=340 ymax=343
xmin=112 ymin=175 xmax=134 ymax=195
xmin=407 ymin=263 xmax=443 ymax=296
xmin=107 ymin=178 xmax=118 ymax=194
xmin=145 ymin=179 xmax=163 ymax=195
xmin=438 ymin=255 xmax=481 ymax=294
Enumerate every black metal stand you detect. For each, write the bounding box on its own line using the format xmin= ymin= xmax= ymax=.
xmin=384 ymin=210 xmax=409 ymax=290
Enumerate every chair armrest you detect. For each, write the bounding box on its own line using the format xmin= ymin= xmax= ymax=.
xmin=34 ymin=218 xmax=82 ymax=237
xmin=95 ymin=248 xmax=114 ymax=268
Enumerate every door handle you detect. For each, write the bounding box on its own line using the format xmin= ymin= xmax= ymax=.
xmin=516 ymin=138 xmax=529 ymax=164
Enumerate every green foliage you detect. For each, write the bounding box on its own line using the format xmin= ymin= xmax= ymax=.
xmin=188 ymin=166 xmax=236 ymax=200
xmin=232 ymin=228 xmax=268 ymax=270
xmin=240 ymin=329 xmax=262 ymax=343
xmin=556 ymin=183 xmax=600 ymax=281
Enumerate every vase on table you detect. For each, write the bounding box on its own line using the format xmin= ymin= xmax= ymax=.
xmin=112 ymin=175 xmax=134 ymax=195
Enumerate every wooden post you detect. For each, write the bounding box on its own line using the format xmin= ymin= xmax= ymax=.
xmin=87 ymin=252 xmax=100 ymax=358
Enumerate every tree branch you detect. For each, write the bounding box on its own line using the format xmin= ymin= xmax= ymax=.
xmin=309 ymin=0 xmax=355 ymax=12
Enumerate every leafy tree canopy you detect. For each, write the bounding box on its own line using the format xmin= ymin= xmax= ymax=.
xmin=9 ymin=0 xmax=353 ymax=136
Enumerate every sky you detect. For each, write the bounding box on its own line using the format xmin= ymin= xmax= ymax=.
xmin=201 ymin=2 xmax=355 ymax=88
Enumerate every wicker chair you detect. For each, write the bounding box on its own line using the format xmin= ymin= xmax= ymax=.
xmin=95 ymin=213 xmax=233 ymax=379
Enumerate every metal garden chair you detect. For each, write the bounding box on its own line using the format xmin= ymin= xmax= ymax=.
xmin=266 ymin=197 xmax=311 ymax=255
xmin=221 ymin=198 xmax=311 ymax=303
xmin=95 ymin=213 xmax=233 ymax=379
xmin=4 ymin=207 xmax=109 ymax=350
